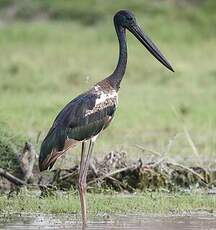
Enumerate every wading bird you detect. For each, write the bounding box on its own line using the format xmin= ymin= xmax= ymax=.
xmin=39 ymin=10 xmax=174 ymax=227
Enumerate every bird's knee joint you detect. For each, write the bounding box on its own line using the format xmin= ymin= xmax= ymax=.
xmin=78 ymin=179 xmax=86 ymax=192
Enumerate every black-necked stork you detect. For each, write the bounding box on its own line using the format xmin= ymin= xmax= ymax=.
xmin=39 ymin=10 xmax=174 ymax=227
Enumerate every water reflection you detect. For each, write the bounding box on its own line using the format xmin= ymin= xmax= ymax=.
xmin=1 ymin=213 xmax=216 ymax=229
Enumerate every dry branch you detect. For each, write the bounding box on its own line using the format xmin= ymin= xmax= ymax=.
xmin=0 ymin=168 xmax=26 ymax=186
xmin=134 ymin=144 xmax=161 ymax=156
xmin=167 ymin=161 xmax=208 ymax=186
xmin=0 ymin=141 xmax=213 ymax=194
xmin=88 ymin=166 xmax=134 ymax=186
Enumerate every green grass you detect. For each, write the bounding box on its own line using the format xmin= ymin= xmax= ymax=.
xmin=0 ymin=123 xmax=25 ymax=172
xmin=1 ymin=192 xmax=216 ymax=215
xmin=0 ymin=1 xmax=216 ymax=166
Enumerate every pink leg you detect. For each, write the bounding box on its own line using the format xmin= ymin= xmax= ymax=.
xmin=78 ymin=139 xmax=95 ymax=228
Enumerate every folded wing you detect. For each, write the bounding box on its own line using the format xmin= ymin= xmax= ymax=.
xmin=39 ymin=87 xmax=117 ymax=171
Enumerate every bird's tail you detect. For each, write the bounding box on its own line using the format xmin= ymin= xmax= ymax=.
xmin=39 ymin=128 xmax=66 ymax=171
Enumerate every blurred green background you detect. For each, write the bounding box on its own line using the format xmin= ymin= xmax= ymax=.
xmin=0 ymin=0 xmax=216 ymax=166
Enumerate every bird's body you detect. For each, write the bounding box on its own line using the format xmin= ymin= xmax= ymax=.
xmin=39 ymin=9 xmax=174 ymax=228
xmin=39 ymin=79 xmax=118 ymax=171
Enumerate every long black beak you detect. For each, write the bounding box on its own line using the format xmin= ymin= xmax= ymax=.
xmin=128 ymin=24 xmax=174 ymax=72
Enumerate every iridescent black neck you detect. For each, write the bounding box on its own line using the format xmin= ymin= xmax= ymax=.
xmin=107 ymin=21 xmax=127 ymax=91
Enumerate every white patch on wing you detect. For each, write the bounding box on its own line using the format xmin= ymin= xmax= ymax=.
xmin=94 ymin=85 xmax=100 ymax=91
xmin=95 ymin=91 xmax=110 ymax=105
xmin=85 ymin=86 xmax=118 ymax=116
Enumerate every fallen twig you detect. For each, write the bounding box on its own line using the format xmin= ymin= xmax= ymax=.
xmin=167 ymin=161 xmax=208 ymax=186
xmin=184 ymin=127 xmax=203 ymax=167
xmin=0 ymin=168 xmax=26 ymax=186
xmin=88 ymin=166 xmax=134 ymax=186
xmin=134 ymin=144 xmax=161 ymax=157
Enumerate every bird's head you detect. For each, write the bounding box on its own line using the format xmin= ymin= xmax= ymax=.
xmin=114 ymin=10 xmax=137 ymax=29
xmin=114 ymin=10 xmax=174 ymax=72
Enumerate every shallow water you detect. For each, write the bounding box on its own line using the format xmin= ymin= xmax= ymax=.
xmin=1 ymin=213 xmax=216 ymax=230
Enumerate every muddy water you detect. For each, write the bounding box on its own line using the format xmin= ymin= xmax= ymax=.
xmin=0 ymin=213 xmax=216 ymax=230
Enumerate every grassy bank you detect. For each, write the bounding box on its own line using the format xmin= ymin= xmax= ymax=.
xmin=1 ymin=192 xmax=216 ymax=215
